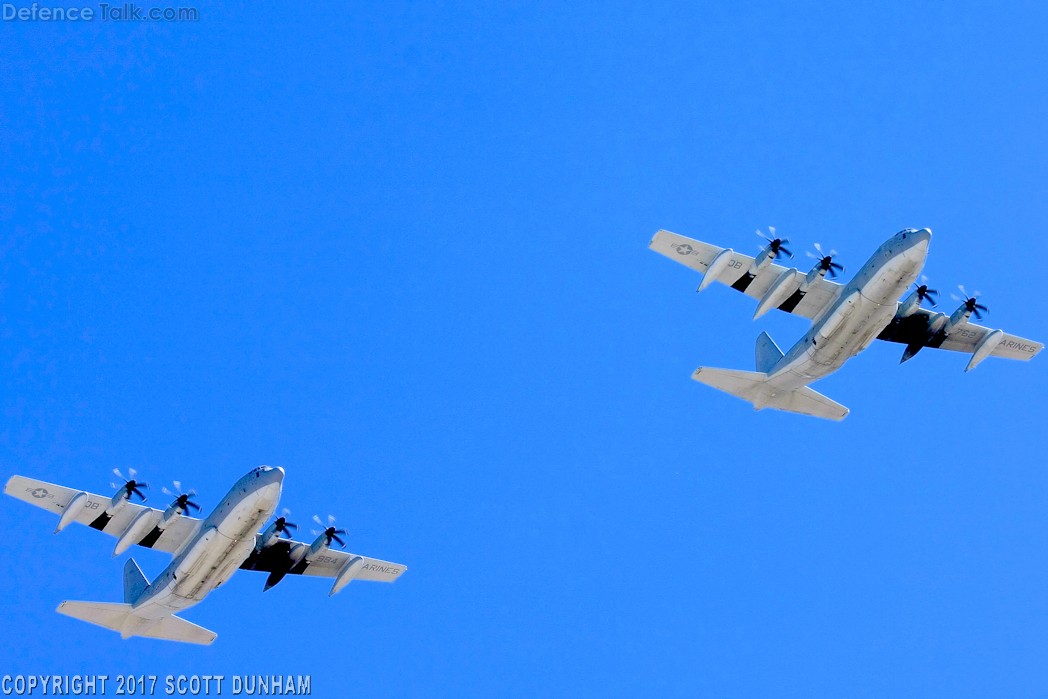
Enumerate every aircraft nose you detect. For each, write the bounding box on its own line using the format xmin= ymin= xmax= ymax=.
xmin=253 ymin=465 xmax=285 ymax=484
xmin=898 ymin=227 xmax=932 ymax=249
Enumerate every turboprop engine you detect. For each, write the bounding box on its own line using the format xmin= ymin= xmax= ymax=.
xmin=256 ymin=509 xmax=298 ymax=551
xmin=159 ymin=482 xmax=200 ymax=529
xmin=107 ymin=468 xmax=147 ymax=514
xmin=751 ymin=227 xmax=792 ymax=273
xmin=306 ymin=514 xmax=347 ymax=562
xmin=946 ymin=286 xmax=987 ymax=330
xmin=897 ymin=276 xmax=938 ymax=318
xmin=804 ymin=243 xmax=843 ymax=284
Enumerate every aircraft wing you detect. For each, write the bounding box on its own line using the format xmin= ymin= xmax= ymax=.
xmin=240 ymin=537 xmax=407 ymax=584
xmin=877 ymin=309 xmax=1043 ymax=363
xmin=649 ymin=230 xmax=843 ymax=321
xmin=4 ymin=475 xmax=202 ymax=555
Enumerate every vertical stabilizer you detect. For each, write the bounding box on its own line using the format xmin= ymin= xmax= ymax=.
xmin=123 ymin=558 xmax=149 ymax=604
xmin=755 ymin=331 xmax=785 ymax=373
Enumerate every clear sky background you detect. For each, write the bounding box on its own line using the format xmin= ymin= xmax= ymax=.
xmin=2 ymin=2 xmax=1047 ymax=697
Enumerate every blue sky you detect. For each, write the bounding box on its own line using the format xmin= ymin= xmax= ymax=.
xmin=2 ymin=2 xmax=1048 ymax=696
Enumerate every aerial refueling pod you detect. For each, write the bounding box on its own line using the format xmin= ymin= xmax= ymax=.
xmin=55 ymin=491 xmax=89 ymax=533
xmin=330 ymin=556 xmax=364 ymax=597
xmin=698 ymin=248 xmax=735 ymax=292
xmin=966 ymin=329 xmax=1004 ymax=372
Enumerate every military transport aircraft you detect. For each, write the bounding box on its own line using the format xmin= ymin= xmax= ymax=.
xmin=650 ymin=228 xmax=1042 ymax=420
xmin=4 ymin=466 xmax=406 ymax=644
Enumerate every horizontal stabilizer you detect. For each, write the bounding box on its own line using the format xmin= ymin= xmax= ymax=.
xmin=57 ymin=601 xmax=216 ymax=645
xmin=692 ymin=367 xmax=848 ymax=421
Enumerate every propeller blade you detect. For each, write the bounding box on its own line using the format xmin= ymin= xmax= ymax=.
xmin=186 ymin=501 xmax=201 ymax=512
xmin=331 ymin=534 xmax=345 ymax=548
xmin=283 ymin=521 xmax=298 ymax=531
xmin=312 ymin=514 xmax=324 ymax=527
xmin=128 ymin=468 xmax=137 ymax=479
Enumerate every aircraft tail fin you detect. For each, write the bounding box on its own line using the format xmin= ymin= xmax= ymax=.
xmin=691 ymin=367 xmax=849 ymax=421
xmin=754 ymin=332 xmax=785 ymax=373
xmin=123 ymin=558 xmax=149 ymax=604
xmin=57 ymin=601 xmax=217 ymax=645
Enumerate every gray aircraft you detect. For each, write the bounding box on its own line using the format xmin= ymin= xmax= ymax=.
xmin=5 ymin=466 xmax=406 ymax=644
xmin=650 ymin=228 xmax=1041 ymax=420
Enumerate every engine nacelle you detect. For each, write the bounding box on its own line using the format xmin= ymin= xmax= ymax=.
xmin=897 ymin=289 xmax=923 ymax=319
xmin=256 ymin=522 xmax=281 ymax=552
xmin=55 ymin=491 xmax=89 ymax=533
xmin=748 ymin=244 xmax=777 ymax=275
xmin=330 ymin=556 xmax=364 ymax=596
xmin=753 ymin=268 xmax=800 ymax=320
xmin=306 ymin=533 xmax=330 ymax=562
xmin=947 ymin=302 xmax=973 ymax=331
xmin=158 ymin=503 xmax=185 ymax=531
xmin=114 ymin=509 xmax=156 ymax=557
xmin=262 ymin=543 xmax=309 ymax=592
xmin=106 ymin=488 xmax=131 ymax=516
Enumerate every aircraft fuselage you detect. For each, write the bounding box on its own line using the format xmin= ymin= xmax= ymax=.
xmin=767 ymin=228 xmax=932 ymax=389
xmin=129 ymin=466 xmax=283 ymax=621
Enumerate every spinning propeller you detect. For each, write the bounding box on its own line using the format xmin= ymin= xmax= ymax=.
xmin=161 ymin=481 xmax=200 ymax=513
xmin=951 ymin=285 xmax=988 ymax=320
xmin=111 ymin=468 xmax=147 ymax=502
xmin=805 ymin=242 xmax=844 ymax=278
xmin=756 ymin=227 xmax=793 ymax=259
xmin=312 ymin=514 xmax=347 ymax=548
xmin=913 ymin=275 xmax=939 ymax=307
xmin=271 ymin=508 xmax=298 ymax=538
